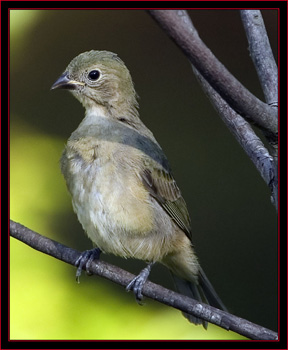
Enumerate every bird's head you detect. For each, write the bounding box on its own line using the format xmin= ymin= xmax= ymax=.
xmin=51 ymin=50 xmax=139 ymax=119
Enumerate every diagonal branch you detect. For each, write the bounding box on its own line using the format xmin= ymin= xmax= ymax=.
xmin=148 ymin=10 xmax=278 ymax=140
xmin=240 ymin=10 xmax=278 ymax=107
xmin=148 ymin=9 xmax=278 ymax=211
xmin=9 ymin=220 xmax=278 ymax=340
xmin=240 ymin=10 xmax=278 ymax=209
xmin=192 ymin=66 xmax=277 ymax=211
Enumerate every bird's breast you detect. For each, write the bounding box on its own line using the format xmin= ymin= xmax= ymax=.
xmin=61 ymin=137 xmax=155 ymax=255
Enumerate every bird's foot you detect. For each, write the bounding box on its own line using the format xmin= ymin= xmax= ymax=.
xmin=75 ymin=248 xmax=102 ymax=283
xmin=126 ymin=263 xmax=153 ymax=302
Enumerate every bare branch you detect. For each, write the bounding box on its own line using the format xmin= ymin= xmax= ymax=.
xmin=192 ymin=66 xmax=277 ymax=211
xmin=240 ymin=10 xmax=278 ymax=209
xmin=148 ymin=9 xmax=278 ymax=211
xmin=240 ymin=10 xmax=278 ymax=107
xmin=10 ymin=220 xmax=278 ymax=340
xmin=148 ymin=10 xmax=278 ymax=139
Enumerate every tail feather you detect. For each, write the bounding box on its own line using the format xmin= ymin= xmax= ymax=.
xmin=171 ymin=268 xmax=227 ymax=328
xmin=198 ymin=266 xmax=227 ymax=312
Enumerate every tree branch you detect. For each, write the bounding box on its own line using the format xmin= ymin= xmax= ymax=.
xmin=10 ymin=220 xmax=278 ymax=340
xmin=192 ymin=66 xmax=277 ymax=211
xmin=240 ymin=10 xmax=278 ymax=208
xmin=148 ymin=10 xmax=278 ymax=139
xmin=240 ymin=10 xmax=278 ymax=107
xmin=148 ymin=9 xmax=278 ymax=211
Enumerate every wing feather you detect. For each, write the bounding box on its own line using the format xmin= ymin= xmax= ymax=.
xmin=141 ymin=167 xmax=192 ymax=240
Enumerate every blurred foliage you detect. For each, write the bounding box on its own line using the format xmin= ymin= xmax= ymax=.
xmin=10 ymin=9 xmax=277 ymax=339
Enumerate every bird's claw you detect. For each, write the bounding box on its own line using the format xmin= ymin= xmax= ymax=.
xmin=126 ymin=263 xmax=153 ymax=302
xmin=126 ymin=276 xmax=145 ymax=301
xmin=75 ymin=248 xmax=101 ymax=283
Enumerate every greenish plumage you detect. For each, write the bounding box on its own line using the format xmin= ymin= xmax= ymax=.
xmin=141 ymin=167 xmax=192 ymax=237
xmin=52 ymin=50 xmax=226 ymax=327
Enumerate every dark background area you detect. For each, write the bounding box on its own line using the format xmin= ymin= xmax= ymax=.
xmin=10 ymin=9 xmax=278 ymax=336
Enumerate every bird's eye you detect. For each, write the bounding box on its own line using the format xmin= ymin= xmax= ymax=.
xmin=88 ymin=70 xmax=101 ymax=81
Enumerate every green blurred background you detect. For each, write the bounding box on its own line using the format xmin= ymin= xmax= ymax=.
xmin=10 ymin=9 xmax=278 ymax=340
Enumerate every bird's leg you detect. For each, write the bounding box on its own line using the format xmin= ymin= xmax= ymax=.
xmin=75 ymin=247 xmax=102 ymax=283
xmin=126 ymin=263 xmax=154 ymax=301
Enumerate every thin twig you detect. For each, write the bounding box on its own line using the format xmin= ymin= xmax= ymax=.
xmin=10 ymin=220 xmax=278 ymax=340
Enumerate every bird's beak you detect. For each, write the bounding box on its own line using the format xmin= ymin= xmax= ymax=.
xmin=51 ymin=72 xmax=85 ymax=90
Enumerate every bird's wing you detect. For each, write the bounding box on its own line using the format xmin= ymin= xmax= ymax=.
xmin=141 ymin=167 xmax=192 ymax=240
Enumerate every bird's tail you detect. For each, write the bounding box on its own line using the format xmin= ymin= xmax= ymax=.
xmin=171 ymin=266 xmax=227 ymax=328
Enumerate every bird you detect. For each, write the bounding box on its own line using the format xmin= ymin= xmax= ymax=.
xmin=51 ymin=50 xmax=226 ymax=327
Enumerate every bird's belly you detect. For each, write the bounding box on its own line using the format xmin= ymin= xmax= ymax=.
xmin=67 ymin=157 xmax=163 ymax=259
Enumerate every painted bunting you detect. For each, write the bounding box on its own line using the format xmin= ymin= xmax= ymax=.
xmin=51 ymin=50 xmax=226 ymax=327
